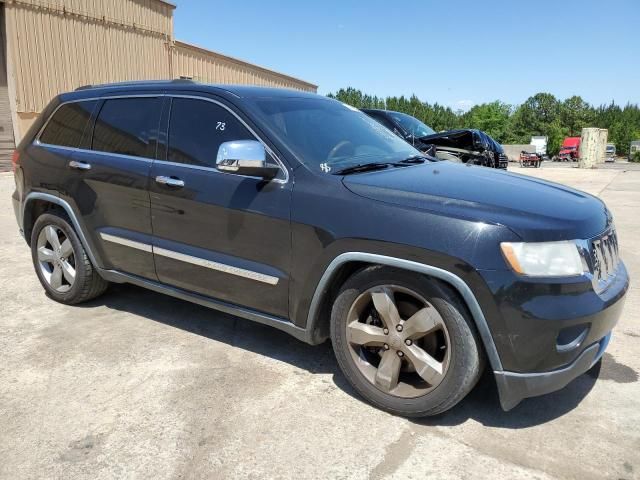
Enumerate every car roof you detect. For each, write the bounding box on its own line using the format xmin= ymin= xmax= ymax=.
xmin=61 ymin=79 xmax=320 ymax=102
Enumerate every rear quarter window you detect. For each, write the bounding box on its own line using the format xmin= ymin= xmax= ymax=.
xmin=39 ymin=101 xmax=97 ymax=148
xmin=92 ymin=97 xmax=162 ymax=159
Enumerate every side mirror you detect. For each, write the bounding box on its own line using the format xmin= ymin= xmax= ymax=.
xmin=216 ymin=140 xmax=280 ymax=180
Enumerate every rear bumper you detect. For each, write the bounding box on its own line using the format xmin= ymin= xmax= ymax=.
xmin=494 ymin=333 xmax=610 ymax=411
xmin=12 ymin=187 xmax=24 ymax=237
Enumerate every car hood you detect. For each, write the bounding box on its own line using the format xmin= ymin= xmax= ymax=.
xmin=420 ymin=129 xmax=488 ymax=151
xmin=342 ymin=162 xmax=610 ymax=241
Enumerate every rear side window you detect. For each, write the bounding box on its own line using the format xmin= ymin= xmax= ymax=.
xmin=167 ymin=98 xmax=254 ymax=167
xmin=39 ymin=101 xmax=97 ymax=148
xmin=92 ymin=97 xmax=162 ymax=159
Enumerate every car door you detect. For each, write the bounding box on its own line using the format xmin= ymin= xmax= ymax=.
xmin=60 ymin=94 xmax=163 ymax=280
xmin=149 ymin=95 xmax=292 ymax=318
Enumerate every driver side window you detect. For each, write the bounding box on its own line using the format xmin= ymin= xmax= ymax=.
xmin=167 ymin=98 xmax=254 ymax=167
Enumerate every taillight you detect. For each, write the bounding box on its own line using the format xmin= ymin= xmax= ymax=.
xmin=11 ymin=150 xmax=20 ymax=173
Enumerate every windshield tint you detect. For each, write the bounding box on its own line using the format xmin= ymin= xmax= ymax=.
xmin=251 ymin=98 xmax=419 ymax=173
xmin=387 ymin=111 xmax=436 ymax=138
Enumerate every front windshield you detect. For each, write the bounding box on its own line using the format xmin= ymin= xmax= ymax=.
xmin=606 ymin=145 xmax=615 ymax=153
xmin=251 ymin=98 xmax=420 ymax=173
xmin=387 ymin=111 xmax=436 ymax=138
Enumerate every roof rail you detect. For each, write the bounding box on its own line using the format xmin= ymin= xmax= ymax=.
xmin=75 ymin=79 xmax=197 ymax=91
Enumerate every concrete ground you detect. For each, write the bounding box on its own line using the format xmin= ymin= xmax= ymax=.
xmin=0 ymin=165 xmax=638 ymax=480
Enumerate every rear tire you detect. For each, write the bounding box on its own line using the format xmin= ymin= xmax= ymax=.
xmin=31 ymin=212 xmax=108 ymax=304
xmin=330 ymin=266 xmax=484 ymax=417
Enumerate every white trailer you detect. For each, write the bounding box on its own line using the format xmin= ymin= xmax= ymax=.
xmin=530 ymin=136 xmax=548 ymax=156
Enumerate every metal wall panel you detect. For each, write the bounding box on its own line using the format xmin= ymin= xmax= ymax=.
xmin=173 ymin=41 xmax=317 ymax=93
xmin=2 ymin=0 xmax=317 ymax=141
xmin=4 ymin=0 xmax=172 ymax=114
xmin=7 ymin=0 xmax=174 ymax=36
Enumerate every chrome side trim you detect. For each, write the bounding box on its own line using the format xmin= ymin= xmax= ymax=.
xmin=154 ymin=247 xmax=279 ymax=285
xmin=34 ymin=139 xmax=155 ymax=164
xmin=34 ymin=93 xmax=290 ymax=184
xmin=99 ymin=233 xmax=152 ymax=253
xmin=97 ymin=268 xmax=306 ymax=341
xmin=96 ymin=231 xmax=279 ymax=285
xmin=305 ymin=252 xmax=503 ymax=370
xmin=22 ymin=193 xmax=104 ymax=269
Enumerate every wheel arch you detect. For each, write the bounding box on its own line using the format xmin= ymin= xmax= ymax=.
xmin=304 ymin=252 xmax=503 ymax=372
xmin=22 ymin=192 xmax=103 ymax=269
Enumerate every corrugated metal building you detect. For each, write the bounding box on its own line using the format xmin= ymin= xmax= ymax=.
xmin=0 ymin=0 xmax=317 ymax=165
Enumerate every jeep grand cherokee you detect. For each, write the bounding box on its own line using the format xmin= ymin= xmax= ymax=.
xmin=11 ymin=81 xmax=629 ymax=416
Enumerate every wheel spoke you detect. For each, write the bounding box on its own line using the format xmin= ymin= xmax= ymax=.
xmin=375 ymin=349 xmax=402 ymax=392
xmin=61 ymin=260 xmax=76 ymax=285
xmin=371 ymin=287 xmax=401 ymax=329
xmin=347 ymin=321 xmax=387 ymax=346
xmin=404 ymin=344 xmax=445 ymax=385
xmin=45 ymin=226 xmax=61 ymax=251
xmin=37 ymin=246 xmax=55 ymax=263
xmin=403 ymin=307 xmax=441 ymax=339
xmin=60 ymin=239 xmax=73 ymax=259
xmin=50 ymin=265 xmax=63 ymax=289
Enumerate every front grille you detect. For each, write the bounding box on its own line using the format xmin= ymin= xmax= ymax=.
xmin=589 ymin=229 xmax=620 ymax=289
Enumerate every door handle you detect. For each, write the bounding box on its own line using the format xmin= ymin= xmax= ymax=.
xmin=69 ymin=160 xmax=91 ymax=170
xmin=155 ymin=176 xmax=185 ymax=188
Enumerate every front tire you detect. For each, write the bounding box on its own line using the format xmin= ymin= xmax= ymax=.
xmin=31 ymin=212 xmax=108 ymax=304
xmin=331 ymin=266 xmax=484 ymax=417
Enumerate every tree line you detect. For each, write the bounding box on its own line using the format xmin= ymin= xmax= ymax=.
xmin=327 ymin=88 xmax=640 ymax=157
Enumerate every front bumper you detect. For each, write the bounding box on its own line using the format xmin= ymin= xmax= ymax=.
xmin=495 ymin=333 xmax=610 ymax=410
xmin=479 ymin=261 xmax=628 ymax=411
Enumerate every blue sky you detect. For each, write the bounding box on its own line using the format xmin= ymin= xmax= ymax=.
xmin=172 ymin=0 xmax=639 ymax=110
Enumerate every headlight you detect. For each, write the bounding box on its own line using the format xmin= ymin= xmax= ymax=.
xmin=500 ymin=241 xmax=585 ymax=277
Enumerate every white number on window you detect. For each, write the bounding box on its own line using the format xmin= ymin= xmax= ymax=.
xmin=216 ymin=122 xmax=226 ymax=131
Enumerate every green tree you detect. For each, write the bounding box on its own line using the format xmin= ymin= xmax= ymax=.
xmin=510 ymin=93 xmax=569 ymax=155
xmin=326 ymin=87 xmax=640 ymax=156
xmin=510 ymin=93 xmax=561 ymax=139
xmin=593 ymin=102 xmax=640 ymax=156
xmin=561 ymin=96 xmax=594 ymax=136
xmin=460 ymin=101 xmax=513 ymax=142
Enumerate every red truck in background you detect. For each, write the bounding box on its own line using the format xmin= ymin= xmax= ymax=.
xmin=557 ymin=137 xmax=581 ymax=161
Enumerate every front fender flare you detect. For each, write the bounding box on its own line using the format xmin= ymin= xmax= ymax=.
xmin=304 ymin=252 xmax=503 ymax=372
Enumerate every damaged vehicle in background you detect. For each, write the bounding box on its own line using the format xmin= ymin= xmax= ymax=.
xmin=361 ymin=109 xmax=508 ymax=169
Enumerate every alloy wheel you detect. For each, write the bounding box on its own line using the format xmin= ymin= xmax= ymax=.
xmin=36 ymin=225 xmax=76 ymax=293
xmin=345 ymin=285 xmax=451 ymax=398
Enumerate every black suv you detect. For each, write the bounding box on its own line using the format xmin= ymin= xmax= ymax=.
xmin=11 ymin=81 xmax=628 ymax=416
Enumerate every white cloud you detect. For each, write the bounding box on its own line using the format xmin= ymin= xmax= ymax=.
xmin=453 ymin=99 xmax=475 ymax=112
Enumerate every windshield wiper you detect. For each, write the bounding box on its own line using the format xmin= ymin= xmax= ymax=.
xmin=396 ymin=155 xmax=428 ymax=164
xmin=334 ymin=162 xmax=393 ymax=175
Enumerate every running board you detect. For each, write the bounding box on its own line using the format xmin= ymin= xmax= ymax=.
xmin=97 ymin=268 xmax=309 ymax=343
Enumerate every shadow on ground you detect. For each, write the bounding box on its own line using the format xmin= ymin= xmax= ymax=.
xmin=81 ymin=283 xmax=608 ymax=429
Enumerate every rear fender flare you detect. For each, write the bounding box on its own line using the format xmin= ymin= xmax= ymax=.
xmin=23 ymin=192 xmax=104 ymax=269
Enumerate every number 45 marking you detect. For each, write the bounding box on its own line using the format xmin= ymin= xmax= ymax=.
xmin=216 ymin=122 xmax=226 ymax=131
